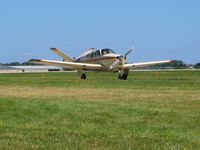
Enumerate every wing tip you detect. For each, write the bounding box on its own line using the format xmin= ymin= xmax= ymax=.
xmin=160 ymin=60 xmax=173 ymax=63
xmin=165 ymin=60 xmax=174 ymax=64
xmin=50 ymin=47 xmax=57 ymax=51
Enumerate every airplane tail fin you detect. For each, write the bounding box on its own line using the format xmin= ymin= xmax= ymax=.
xmin=50 ymin=48 xmax=74 ymax=62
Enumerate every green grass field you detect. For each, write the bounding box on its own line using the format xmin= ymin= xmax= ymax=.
xmin=0 ymin=71 xmax=200 ymax=149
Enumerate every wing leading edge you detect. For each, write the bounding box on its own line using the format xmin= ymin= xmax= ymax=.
xmin=123 ymin=60 xmax=172 ymax=69
xmin=28 ymin=59 xmax=103 ymax=70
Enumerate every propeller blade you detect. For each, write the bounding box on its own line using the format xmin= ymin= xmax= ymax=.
xmin=124 ymin=47 xmax=134 ymax=57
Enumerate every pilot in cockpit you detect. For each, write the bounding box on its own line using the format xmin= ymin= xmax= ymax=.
xmin=101 ymin=49 xmax=115 ymax=56
xmin=102 ymin=51 xmax=107 ymax=55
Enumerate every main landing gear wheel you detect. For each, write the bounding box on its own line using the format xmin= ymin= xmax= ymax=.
xmin=80 ymin=74 xmax=86 ymax=80
xmin=118 ymin=69 xmax=129 ymax=80
xmin=118 ymin=74 xmax=128 ymax=80
xmin=122 ymin=74 xmax=128 ymax=80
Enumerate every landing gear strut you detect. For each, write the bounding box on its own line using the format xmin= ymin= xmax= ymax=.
xmin=118 ymin=69 xmax=129 ymax=80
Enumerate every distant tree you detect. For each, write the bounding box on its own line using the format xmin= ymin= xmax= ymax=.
xmin=21 ymin=61 xmax=33 ymax=66
xmin=170 ymin=60 xmax=187 ymax=68
xmin=5 ymin=62 xmax=21 ymax=66
xmin=194 ymin=63 xmax=200 ymax=69
xmin=1 ymin=61 xmax=41 ymax=66
xmin=152 ymin=60 xmax=187 ymax=69
xmin=21 ymin=61 xmax=43 ymax=66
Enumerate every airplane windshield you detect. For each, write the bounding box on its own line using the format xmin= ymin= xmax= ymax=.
xmin=101 ymin=49 xmax=115 ymax=55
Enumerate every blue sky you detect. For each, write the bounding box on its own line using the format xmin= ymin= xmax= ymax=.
xmin=0 ymin=0 xmax=199 ymax=64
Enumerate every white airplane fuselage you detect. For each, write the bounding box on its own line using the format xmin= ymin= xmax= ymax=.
xmin=75 ymin=48 xmax=123 ymax=71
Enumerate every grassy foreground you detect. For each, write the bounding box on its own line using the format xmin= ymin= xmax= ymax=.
xmin=0 ymin=71 xmax=200 ymax=149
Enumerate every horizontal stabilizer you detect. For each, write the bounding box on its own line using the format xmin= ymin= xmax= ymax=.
xmin=50 ymin=48 xmax=74 ymax=62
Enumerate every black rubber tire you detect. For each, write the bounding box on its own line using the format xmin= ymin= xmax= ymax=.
xmin=122 ymin=74 xmax=128 ymax=80
xmin=81 ymin=74 xmax=86 ymax=79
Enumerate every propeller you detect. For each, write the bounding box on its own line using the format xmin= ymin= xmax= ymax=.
xmin=124 ymin=48 xmax=134 ymax=57
xmin=109 ymin=47 xmax=134 ymax=70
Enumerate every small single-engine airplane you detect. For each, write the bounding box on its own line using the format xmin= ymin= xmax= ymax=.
xmin=29 ymin=47 xmax=172 ymax=80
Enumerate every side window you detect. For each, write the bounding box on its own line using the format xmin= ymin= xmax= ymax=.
xmin=102 ymin=50 xmax=105 ymax=55
xmin=90 ymin=52 xmax=94 ymax=58
xmin=97 ymin=50 xmax=100 ymax=57
xmin=95 ymin=50 xmax=100 ymax=57
xmin=95 ymin=51 xmax=98 ymax=57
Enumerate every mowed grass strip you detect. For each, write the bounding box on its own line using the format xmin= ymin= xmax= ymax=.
xmin=0 ymin=71 xmax=200 ymax=149
xmin=0 ymin=86 xmax=200 ymax=103
xmin=0 ymin=71 xmax=200 ymax=90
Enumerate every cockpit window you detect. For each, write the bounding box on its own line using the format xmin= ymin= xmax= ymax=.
xmin=101 ymin=49 xmax=115 ymax=55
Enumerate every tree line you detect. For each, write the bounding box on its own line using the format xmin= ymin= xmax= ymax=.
xmin=0 ymin=61 xmax=39 ymax=66
xmin=153 ymin=60 xmax=200 ymax=69
xmin=0 ymin=60 xmax=200 ymax=69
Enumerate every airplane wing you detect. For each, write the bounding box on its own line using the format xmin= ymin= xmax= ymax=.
xmin=28 ymin=59 xmax=104 ymax=70
xmin=123 ymin=60 xmax=172 ymax=69
xmin=50 ymin=48 xmax=74 ymax=62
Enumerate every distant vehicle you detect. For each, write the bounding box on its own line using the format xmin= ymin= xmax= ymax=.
xmin=29 ymin=47 xmax=171 ymax=80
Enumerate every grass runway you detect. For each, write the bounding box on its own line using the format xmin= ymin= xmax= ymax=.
xmin=0 ymin=71 xmax=200 ymax=149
